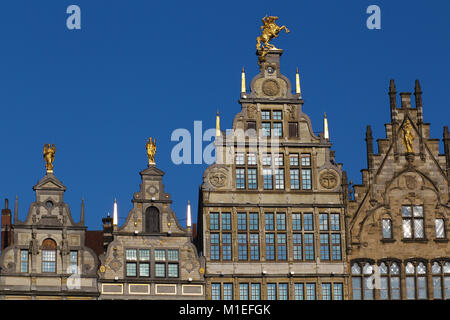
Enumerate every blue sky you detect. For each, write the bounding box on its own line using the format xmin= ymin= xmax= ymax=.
xmin=0 ymin=1 xmax=449 ymax=230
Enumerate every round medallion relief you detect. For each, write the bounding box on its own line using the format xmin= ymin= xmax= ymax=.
xmin=319 ymin=170 xmax=339 ymax=189
xmin=262 ymin=79 xmax=280 ymax=96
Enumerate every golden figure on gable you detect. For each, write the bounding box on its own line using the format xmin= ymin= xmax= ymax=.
xmin=43 ymin=144 xmax=56 ymax=173
xmin=146 ymin=137 xmax=157 ymax=165
xmin=402 ymin=119 xmax=414 ymax=153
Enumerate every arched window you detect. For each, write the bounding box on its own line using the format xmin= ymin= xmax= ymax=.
xmin=382 ymin=219 xmax=393 ymax=239
xmin=145 ymin=206 xmax=160 ymax=233
xmin=405 ymin=261 xmax=428 ymax=300
xmin=351 ymin=261 xmax=374 ymax=300
xmin=42 ymin=238 xmax=57 ymax=273
xmin=431 ymin=261 xmax=450 ymax=300
xmin=379 ymin=261 xmax=401 ymax=300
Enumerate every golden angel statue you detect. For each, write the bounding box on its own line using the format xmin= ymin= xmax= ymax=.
xmin=402 ymin=119 xmax=414 ymax=153
xmin=43 ymin=144 xmax=56 ymax=173
xmin=256 ymin=15 xmax=290 ymax=51
xmin=146 ymin=137 xmax=156 ymax=165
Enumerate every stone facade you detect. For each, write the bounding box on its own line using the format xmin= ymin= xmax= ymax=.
xmin=196 ymin=49 xmax=348 ymax=300
xmin=346 ymin=80 xmax=450 ymax=300
xmin=0 ymin=172 xmax=99 ymax=300
xmin=97 ymin=164 xmax=205 ymax=299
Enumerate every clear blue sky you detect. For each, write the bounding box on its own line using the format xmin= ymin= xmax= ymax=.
xmin=0 ymin=1 xmax=449 ymax=230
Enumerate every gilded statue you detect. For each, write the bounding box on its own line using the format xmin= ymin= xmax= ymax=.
xmin=146 ymin=137 xmax=156 ymax=165
xmin=402 ymin=119 xmax=414 ymax=153
xmin=256 ymin=16 xmax=290 ymax=51
xmin=43 ymin=144 xmax=56 ymax=173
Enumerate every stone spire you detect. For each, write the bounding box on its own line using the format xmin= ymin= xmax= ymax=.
xmin=80 ymin=198 xmax=85 ymax=225
xmin=241 ymin=67 xmax=246 ymax=94
xmin=296 ymin=68 xmax=302 ymax=96
xmin=216 ymin=111 xmax=221 ymax=137
xmin=113 ymin=199 xmax=118 ymax=227
xmin=14 ymin=195 xmax=19 ymax=224
xmin=186 ymin=200 xmax=192 ymax=230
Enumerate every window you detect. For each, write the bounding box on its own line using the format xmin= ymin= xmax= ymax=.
xmin=210 ymin=213 xmax=219 ymax=230
xmin=274 ymin=169 xmax=285 ymax=189
xmin=302 ymin=169 xmax=312 ymax=190
xmin=294 ymin=283 xmax=304 ymax=300
xmin=223 ymin=283 xmax=233 ymax=300
xmin=265 ymin=233 xmax=275 ymax=260
xmin=222 ymin=213 xmax=231 ymax=230
xmin=267 ymin=283 xmax=276 ymax=300
xmin=239 ymin=283 xmax=249 ymax=300
xmin=251 ymin=283 xmax=261 ymax=300
xmin=319 ymin=214 xmax=329 ymax=231
xmin=330 ymin=214 xmax=340 ymax=231
xmin=262 ymin=154 xmax=272 ymax=166
xmin=405 ymin=261 xmax=428 ymax=300
xmin=262 ymin=123 xmax=271 ymax=137
xmin=168 ymin=263 xmax=178 ymax=278
xmin=402 ymin=205 xmax=424 ymax=239
xmin=236 ymin=168 xmax=245 ymax=189
xmin=235 ymin=153 xmax=245 ymax=165
xmin=265 ymin=213 xmax=274 ymax=230
xmin=379 ymin=261 xmax=401 ymax=300
xmin=247 ymin=122 xmax=256 ymax=134
xmin=304 ymin=234 xmax=314 ymax=260
xmin=70 ymin=251 xmax=78 ymax=274
xmin=301 ymin=154 xmax=311 ymax=166
xmin=238 ymin=213 xmax=247 ymax=231
xmin=42 ymin=239 xmax=57 ymax=273
xmin=211 ymin=283 xmax=221 ymax=300
xmin=153 ymin=249 xmax=178 ymax=278
xmin=306 ymin=283 xmax=316 ymax=300
xmin=274 ymin=154 xmax=283 ymax=166
xmin=248 ymin=168 xmax=257 ymax=189
xmin=263 ymin=169 xmax=273 ymax=189
xmin=351 ymin=262 xmax=374 ymax=300
xmin=292 ymin=213 xmax=302 ymax=231
xmin=304 ymin=213 xmax=314 ymax=231
xmin=20 ymin=250 xmax=29 ymax=273
xmin=290 ymin=154 xmax=299 ymax=166
xmin=382 ymin=219 xmax=393 ymax=239
xmin=249 ymin=213 xmax=259 ymax=231
xmin=210 ymin=233 xmax=220 ymax=260
xmin=248 ymin=153 xmax=257 ymax=165
xmin=273 ymin=110 xmax=282 ymax=120
xmin=276 ymin=213 xmax=286 ymax=231
xmin=289 ymin=122 xmax=298 ymax=138
xmin=155 ymin=263 xmax=165 ymax=277
xmin=126 ymin=248 xmax=151 ymax=278
xmin=320 ymin=234 xmax=330 ymax=260
xmin=273 ymin=123 xmax=283 ymax=137
xmin=238 ymin=234 xmax=248 ymax=260
xmin=331 ymin=234 xmax=341 ymax=260
xmin=293 ymin=234 xmax=302 ymax=260
xmin=333 ymin=283 xmax=343 ymax=300
xmin=222 ymin=233 xmax=232 ymax=260
xmin=250 ymin=234 xmax=260 ymax=260
xmin=432 ymin=261 xmax=450 ymax=300
xmin=322 ymin=283 xmax=331 ymax=300
xmin=277 ymin=234 xmax=287 ymax=260
xmin=435 ymin=219 xmax=445 ymax=239
xmin=278 ymin=283 xmax=288 ymax=300
xmin=290 ymin=169 xmax=300 ymax=190
xmin=261 ymin=110 xmax=271 ymax=120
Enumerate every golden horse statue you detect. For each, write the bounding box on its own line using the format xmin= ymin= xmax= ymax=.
xmin=146 ymin=137 xmax=156 ymax=165
xmin=43 ymin=144 xmax=56 ymax=173
xmin=256 ymin=16 xmax=290 ymax=51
